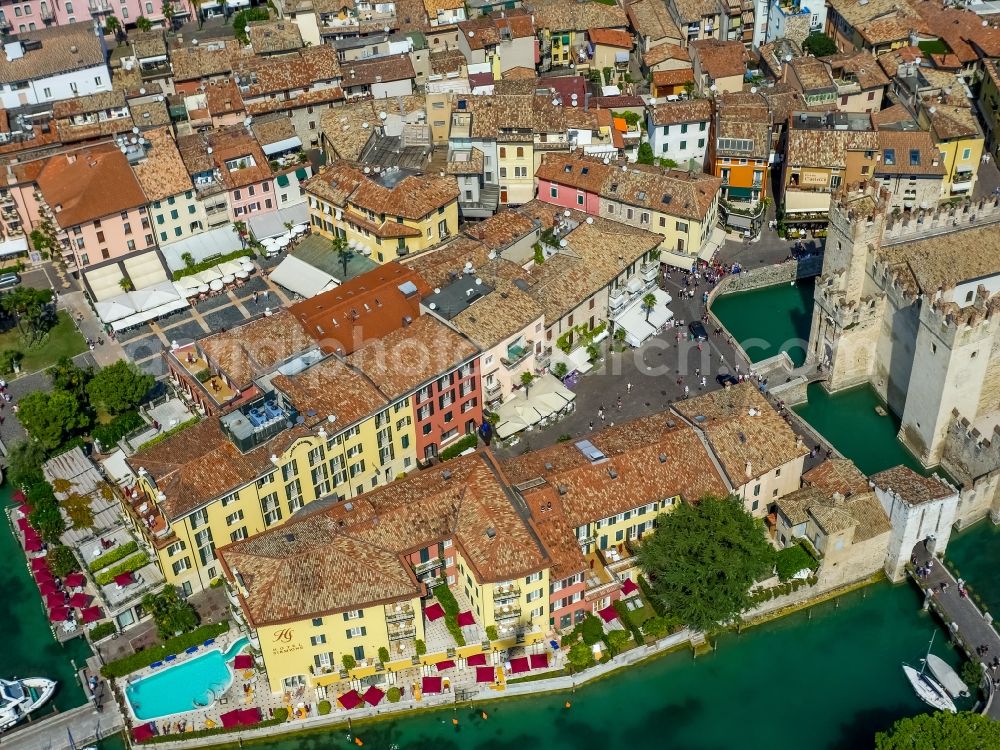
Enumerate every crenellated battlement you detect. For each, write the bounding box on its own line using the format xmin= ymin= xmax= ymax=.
xmin=942 ymin=409 xmax=1000 ymax=485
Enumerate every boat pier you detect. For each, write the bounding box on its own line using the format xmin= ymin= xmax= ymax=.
xmin=910 ymin=545 xmax=1000 ymax=719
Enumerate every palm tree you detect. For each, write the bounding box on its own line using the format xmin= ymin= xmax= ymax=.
xmin=642 ymin=292 xmax=657 ymax=323
xmin=119 ymin=277 xmax=134 ymax=292
xmin=520 ymin=371 xmax=535 ymax=396
xmin=332 ymin=235 xmax=354 ymax=279
xmin=104 ymin=15 xmax=121 ymax=41
xmin=136 ymin=15 xmax=152 ymax=31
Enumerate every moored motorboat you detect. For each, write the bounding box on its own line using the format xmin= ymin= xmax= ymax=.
xmin=0 ymin=677 xmax=57 ymax=731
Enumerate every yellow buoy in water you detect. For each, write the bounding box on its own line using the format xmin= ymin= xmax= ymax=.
xmin=452 ymin=718 xmax=459 ymax=726
xmin=565 ymin=701 xmax=572 ymax=709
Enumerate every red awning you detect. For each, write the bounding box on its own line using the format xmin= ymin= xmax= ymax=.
xmin=456 ymin=610 xmax=475 ymax=626
xmin=12 ymin=489 xmax=26 ymax=503
xmin=17 ymin=503 xmax=31 ymax=515
xmin=114 ymin=572 xmax=134 ymax=586
xmin=622 ymin=578 xmax=639 ymax=595
xmin=82 ymin=606 xmax=102 ymax=624
xmin=33 ymin=569 xmax=54 ymax=584
xmin=46 ymin=592 xmax=66 ymax=608
xmin=338 ymin=690 xmax=362 ymax=710
xmin=509 ymin=657 xmax=530 ymax=674
xmin=362 ymin=685 xmax=384 ymax=706
xmin=422 ymin=676 xmax=443 ymax=694
xmin=64 ymin=572 xmax=86 ymax=588
xmin=530 ymin=653 xmax=548 ymax=670
xmin=424 ymin=602 xmax=445 ymax=621
xmin=598 ymin=605 xmax=618 ymax=622
xmin=38 ymin=581 xmax=58 ymax=596
xmin=48 ymin=606 xmax=70 ymax=623
xmin=220 ymin=709 xmax=242 ymax=728
xmin=233 ymin=654 xmax=254 ymax=670
xmin=30 ymin=558 xmax=50 ymax=572
xmin=238 ymin=707 xmax=262 ymax=726
xmin=23 ymin=527 xmax=39 ymax=540
xmin=70 ymin=593 xmax=91 ymax=608
xmin=476 ymin=666 xmax=495 ymax=683
xmin=16 ymin=517 xmax=29 ymax=531
xmin=435 ymin=659 xmax=455 ymax=671
xmin=24 ymin=537 xmax=42 ymax=552
xmin=132 ymin=723 xmax=155 ymax=742
xmin=466 ymin=653 xmax=487 ymax=666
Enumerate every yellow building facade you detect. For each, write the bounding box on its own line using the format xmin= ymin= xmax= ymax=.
xmin=305 ymin=162 xmax=460 ymax=263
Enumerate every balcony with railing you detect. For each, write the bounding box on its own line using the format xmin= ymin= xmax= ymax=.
xmin=385 ymin=602 xmax=415 ymax=623
xmin=494 ymin=604 xmax=522 ymax=621
xmin=88 ymin=0 xmax=113 ymax=12
xmin=493 ymin=583 xmax=520 ymax=602
xmin=501 ymin=340 xmax=533 ymax=370
xmin=388 ymin=623 xmax=417 ymax=641
xmin=414 ymin=556 xmax=444 ymax=577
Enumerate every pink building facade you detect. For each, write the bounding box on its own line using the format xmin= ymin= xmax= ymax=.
xmin=548 ymin=571 xmax=587 ymax=631
xmin=536 ymin=177 xmax=602 ymax=214
xmin=0 ymin=0 xmax=193 ymax=32
xmin=412 ymin=358 xmax=482 ymax=461
xmin=228 ymin=178 xmax=278 ymax=220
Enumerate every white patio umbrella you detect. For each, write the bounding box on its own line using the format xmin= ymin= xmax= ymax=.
xmin=239 ymin=258 xmax=255 ymax=272
xmin=197 ymin=284 xmax=210 ymax=294
xmin=209 ymin=279 xmax=224 ymax=292
xmin=95 ymin=297 xmax=136 ymax=323
xmin=235 ymin=269 xmax=250 ymax=280
xmin=193 ymin=268 xmax=222 ymax=284
xmin=221 ymin=274 xmax=236 ymax=284
xmin=218 ymin=260 xmax=244 ymax=275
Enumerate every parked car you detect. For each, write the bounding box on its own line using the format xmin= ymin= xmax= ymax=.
xmin=0 ymin=272 xmax=21 ymax=289
xmin=716 ymin=373 xmax=738 ymax=387
xmin=688 ymin=321 xmax=708 ymax=341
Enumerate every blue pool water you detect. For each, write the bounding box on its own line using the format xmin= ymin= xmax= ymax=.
xmin=125 ymin=637 xmax=249 ymax=720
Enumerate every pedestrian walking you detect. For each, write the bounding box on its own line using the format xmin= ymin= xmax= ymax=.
xmin=589 ymin=421 xmax=594 ymax=431
xmin=626 ymin=382 xmax=632 ymax=393
xmin=684 ymin=385 xmax=689 ymax=397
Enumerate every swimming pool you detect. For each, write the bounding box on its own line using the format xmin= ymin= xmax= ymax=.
xmin=125 ymin=637 xmax=249 ymax=720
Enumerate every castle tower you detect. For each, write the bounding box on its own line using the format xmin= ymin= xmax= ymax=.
xmin=807 ymin=182 xmax=888 ymax=390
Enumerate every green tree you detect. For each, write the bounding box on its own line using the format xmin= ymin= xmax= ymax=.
xmin=18 ymin=390 xmax=89 ymax=450
xmin=50 ymin=356 xmax=92 ymax=401
xmin=141 ymin=587 xmax=198 ymax=638
xmin=30 ymin=501 xmax=65 ymax=543
xmin=580 ymin=613 xmax=603 ymax=645
xmin=378 ymin=646 xmax=390 ymax=664
xmin=104 ymin=14 xmax=121 ymax=37
xmin=160 ymin=0 xmax=174 ymax=26
xmin=87 ymin=360 xmax=154 ymax=416
xmin=341 ymin=653 xmax=356 ymax=671
xmin=802 ymin=32 xmax=837 ymax=57
xmin=567 ymin=641 xmax=594 ymax=672
xmin=8 ymin=440 xmax=46 ymax=487
xmin=0 ymin=349 xmax=22 ymax=375
xmin=642 ymin=615 xmax=669 ymax=639
xmin=606 ymin=628 xmax=630 ymax=654
xmin=233 ymin=220 xmax=249 ymax=248
xmin=520 ymin=371 xmax=535 ymax=395
xmin=638 ymin=495 xmax=775 ymax=632
xmin=181 ymin=252 xmax=196 ymax=268
xmin=960 ymin=659 xmax=983 ymax=690
xmin=636 ymin=142 xmax=655 ymax=165
xmin=875 ymin=711 xmax=1000 ymax=749
xmin=29 ymin=221 xmax=57 ymax=255
xmin=332 ymin=234 xmax=354 ymax=279
xmin=135 ymin=15 xmax=152 ymax=31
xmin=641 ymin=292 xmax=657 ymax=323
xmin=47 ymin=545 xmax=78 ymax=577
xmin=232 ymin=6 xmax=269 ymax=44
xmin=657 ymin=157 xmax=679 ymax=169
xmin=118 ymin=277 xmax=134 ymax=292
xmin=1 ymin=287 xmax=55 ymax=345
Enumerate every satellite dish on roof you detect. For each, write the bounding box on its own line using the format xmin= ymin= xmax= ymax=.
xmin=603 ymin=157 xmax=610 ymax=164
xmin=468 ymin=30 xmax=475 ymax=37
xmin=191 ymin=39 xmax=198 ymax=45
xmin=559 ymin=239 xmax=567 ymax=247
xmin=207 ymin=146 xmax=213 ymax=154
xmin=379 ymin=112 xmax=387 ymax=120
xmin=384 ymin=25 xmax=390 ymax=32
xmin=120 ymin=145 xmax=128 ymax=153
xmin=139 ymin=87 xmax=146 ymax=95
xmin=132 ymin=126 xmax=140 ymax=134
xmin=586 ymin=217 xmax=594 ymax=224
xmin=784 ymin=54 xmax=792 ymax=62
xmin=750 ymin=86 xmax=758 ymax=94
xmin=563 ymin=210 xmax=570 ymax=217
xmin=157 ymin=95 xmax=165 ymax=102
xmin=429 ymin=302 xmax=437 ymax=309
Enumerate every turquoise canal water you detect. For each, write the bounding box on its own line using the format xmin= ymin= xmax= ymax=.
xmin=710 ymin=281 xmax=815 ymax=367
xmin=0 ymin=485 xmax=91 ymax=714
xmin=946 ymin=520 xmax=1000 ymax=616
xmin=126 ymin=638 xmax=250 ymax=720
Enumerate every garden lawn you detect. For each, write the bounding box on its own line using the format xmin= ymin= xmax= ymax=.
xmin=0 ymin=311 xmax=86 ymax=374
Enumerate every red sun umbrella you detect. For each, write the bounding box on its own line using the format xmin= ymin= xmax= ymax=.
xmin=33 ymin=569 xmax=54 ymax=585
xmin=24 ymin=537 xmax=42 ymax=552
xmin=421 ymin=676 xmax=442 ymax=694
xmin=17 ymin=503 xmax=31 ymax=516
xmin=114 ymin=571 xmax=134 ymax=587
xmin=220 ymin=709 xmax=242 ymax=728
xmin=82 ymin=606 xmax=103 ymax=623
xmin=466 ymin=653 xmax=487 ymax=667
xmin=435 ymin=659 xmax=455 ymax=671
xmin=621 ymin=578 xmax=639 ymax=595
xmin=38 ymin=580 xmax=58 ymax=596
xmin=337 ymin=690 xmax=362 ymax=710
xmin=12 ymin=489 xmax=26 ymax=503
xmin=30 ymin=558 xmax=50 ymax=572
xmin=509 ymin=657 xmax=529 ymax=674
xmin=45 ymin=592 xmax=66 ymax=608
xmin=530 ymin=653 xmax=549 ymax=670
xmin=598 ymin=605 xmax=619 ymax=622
xmin=362 ymin=685 xmax=384 ymax=706
xmin=16 ymin=517 xmax=30 ymax=531
xmin=233 ymin=654 xmax=253 ymax=670
xmin=476 ymin=666 xmax=495 ymax=683
xmin=132 ymin=723 xmax=155 ymax=743
xmin=456 ymin=611 xmax=475 ymax=627
xmin=424 ymin=602 xmax=445 ymax=621
xmin=69 ymin=592 xmax=91 ymax=608
xmin=48 ymin=606 xmax=70 ymax=623
xmin=64 ymin=572 xmax=86 ymax=588
xmin=238 ymin=708 xmax=262 ymax=726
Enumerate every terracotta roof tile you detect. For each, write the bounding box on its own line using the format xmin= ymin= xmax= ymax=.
xmin=649 ymin=98 xmax=712 ymax=126
xmin=271 ymin=355 xmax=389 ymax=425
xmin=131 ymin=127 xmax=194 ymax=202
xmin=670 ymin=0 xmax=723 ymax=22
xmin=531 ymin=0 xmax=628 ymax=32
xmin=588 ymin=28 xmax=633 ymax=48
xmin=625 ymin=0 xmax=681 ymax=43
xmin=875 ymin=129 xmax=945 ymax=177
xmin=171 ymin=40 xmax=251 ymax=83
xmin=690 ymin=39 xmax=748 ymax=80
xmin=247 ymin=20 xmax=304 ymax=55
xmin=643 ymin=42 xmax=689 ymax=67
xmin=0 ymin=23 xmax=106 ymax=84
xmin=36 ymin=144 xmax=147 ymax=227
xmin=802 ymin=458 xmax=870 ymax=496
xmin=652 ymin=68 xmax=694 ymax=88
xmin=673 ymin=382 xmax=807 ymax=484
xmin=342 ymin=55 xmax=415 ymax=87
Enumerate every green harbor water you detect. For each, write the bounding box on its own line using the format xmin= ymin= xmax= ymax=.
xmin=710 ymin=281 xmax=815 ymax=367
xmin=0 ymin=484 xmax=91 ymax=714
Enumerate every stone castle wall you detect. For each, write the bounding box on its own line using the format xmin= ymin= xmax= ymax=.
xmin=941 ymin=411 xmax=1000 ymax=527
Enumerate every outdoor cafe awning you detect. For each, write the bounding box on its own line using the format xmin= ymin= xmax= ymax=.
xmin=614 ymin=288 xmax=674 ymax=348
xmin=269 ymin=254 xmax=337 ymax=299
xmin=261 ymin=136 xmax=303 ymax=156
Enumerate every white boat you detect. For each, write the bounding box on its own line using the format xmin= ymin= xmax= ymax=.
xmin=0 ymin=677 xmax=57 ymax=731
xmin=927 ymin=654 xmax=971 ymax=698
xmin=902 ymin=665 xmax=957 ymax=713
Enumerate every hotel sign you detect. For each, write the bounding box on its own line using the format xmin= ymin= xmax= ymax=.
xmin=268 ymin=627 xmax=304 ymax=655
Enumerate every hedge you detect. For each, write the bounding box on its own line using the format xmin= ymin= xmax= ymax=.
xmin=89 ymin=541 xmax=140 ymax=572
xmin=138 ymin=717 xmax=283 ymax=744
xmin=172 ymin=250 xmax=253 ymax=282
xmin=138 ymin=417 xmax=199 ymax=450
xmin=431 ymin=584 xmax=465 ymax=647
xmin=439 ymin=433 xmax=478 ymax=461
xmin=91 ymin=411 xmax=145 ymax=451
xmin=637 ymin=575 xmax=665 ymax=616
xmin=101 ymin=622 xmax=229 ymax=678
xmin=775 ymin=543 xmax=819 ymax=582
xmin=89 ymin=621 xmax=118 ymax=641
xmin=94 ymin=553 xmax=151 ymax=586
xmin=613 ymin=600 xmax=645 ymax=645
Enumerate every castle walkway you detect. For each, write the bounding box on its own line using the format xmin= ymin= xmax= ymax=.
xmin=910 ymin=544 xmax=1000 ymax=719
